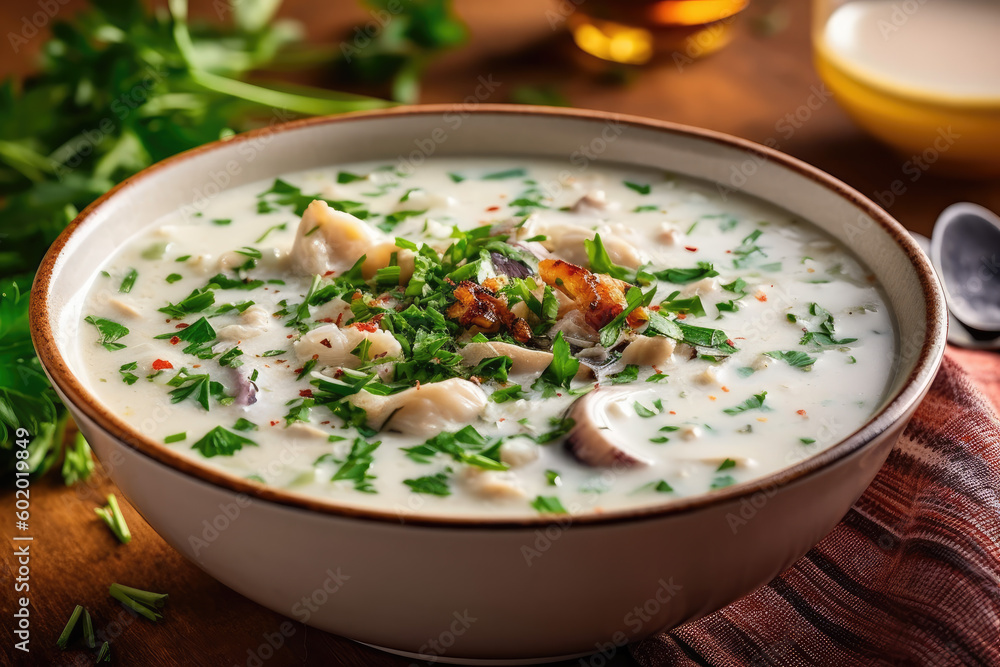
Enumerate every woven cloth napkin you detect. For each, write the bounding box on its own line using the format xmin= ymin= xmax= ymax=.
xmin=632 ymin=347 xmax=1000 ymax=666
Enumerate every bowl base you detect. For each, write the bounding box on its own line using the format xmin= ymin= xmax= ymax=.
xmin=358 ymin=641 xmax=598 ymax=665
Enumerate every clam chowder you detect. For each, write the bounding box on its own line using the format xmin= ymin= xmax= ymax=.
xmin=77 ymin=158 xmax=896 ymax=518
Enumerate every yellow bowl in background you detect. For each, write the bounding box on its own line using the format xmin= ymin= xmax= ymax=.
xmin=815 ymin=42 xmax=1000 ymax=178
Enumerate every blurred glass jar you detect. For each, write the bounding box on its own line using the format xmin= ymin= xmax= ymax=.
xmin=813 ymin=0 xmax=1000 ymax=177
xmin=568 ymin=0 xmax=750 ymax=65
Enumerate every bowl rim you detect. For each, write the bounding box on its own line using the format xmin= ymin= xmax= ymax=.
xmin=30 ymin=103 xmax=947 ymax=529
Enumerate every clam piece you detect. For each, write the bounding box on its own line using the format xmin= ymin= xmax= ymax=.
xmin=294 ymin=323 xmax=401 ymax=368
xmin=288 ymin=200 xmax=413 ymax=283
xmin=564 ymin=387 xmax=653 ymax=468
xmin=459 ymin=341 xmax=593 ymax=380
xmin=520 ymin=220 xmax=644 ymax=268
xmin=460 ymin=341 xmax=553 ymax=377
xmin=348 ymin=378 xmax=488 ymax=437
xmin=217 ymin=304 xmax=271 ymax=341
xmin=499 ymin=440 xmax=540 ymax=468
xmin=109 ymin=298 xmax=141 ymax=319
xmin=289 ymin=200 xmax=387 ymax=277
xmin=571 ymin=190 xmax=608 ymax=213
xmin=460 ymin=467 xmax=526 ymax=499
xmin=621 ymin=336 xmax=675 ymax=367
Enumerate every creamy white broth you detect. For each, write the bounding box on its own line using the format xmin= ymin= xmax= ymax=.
xmin=77 ymin=158 xmax=895 ymax=518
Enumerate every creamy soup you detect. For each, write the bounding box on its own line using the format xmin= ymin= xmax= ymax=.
xmin=77 ymin=158 xmax=895 ymax=518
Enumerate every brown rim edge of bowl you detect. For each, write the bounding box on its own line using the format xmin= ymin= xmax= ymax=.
xmin=29 ymin=104 xmax=948 ymax=529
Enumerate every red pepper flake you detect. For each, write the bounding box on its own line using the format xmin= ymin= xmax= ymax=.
xmin=320 ymin=338 xmax=332 ymax=348
xmin=317 ymin=317 xmax=334 ymax=323
xmin=725 ymin=339 xmax=735 ymax=347
xmin=725 ymin=249 xmax=732 ymax=254
xmin=152 ymin=359 xmax=173 ymax=370
xmin=649 ymin=304 xmax=661 ymax=311
xmin=486 ymin=205 xmax=500 ymax=212
xmin=755 ymin=292 xmax=768 ymax=302
xmin=175 ymin=322 xmax=189 ymax=329
xmin=335 ymin=313 xmax=344 ymax=327
xmin=299 ymin=389 xmax=314 ymax=398
xmin=323 ymin=270 xmax=336 ymax=277
xmin=669 ymin=410 xmax=676 ymax=415
xmin=333 ymin=369 xmax=345 ymax=379
xmin=797 ymin=409 xmax=808 ymax=417
xmin=286 ymin=334 xmax=293 ymax=339
xmin=684 ymin=246 xmax=698 ymax=252
xmin=320 ymin=421 xmax=330 ymax=425
xmin=293 ymin=367 xmax=304 ymax=374
xmin=192 ymin=364 xmax=201 ymax=369
xmin=270 ymin=420 xmax=279 ymax=427
xmin=721 ymin=385 xmax=730 ymax=393
xmin=353 ymin=320 xmax=379 ymax=333
xmin=676 ymin=313 xmax=687 ymax=320
xmin=169 ymin=336 xmax=180 ymax=345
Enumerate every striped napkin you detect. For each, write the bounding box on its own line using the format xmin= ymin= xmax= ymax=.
xmin=633 ymin=347 xmax=1000 ymax=666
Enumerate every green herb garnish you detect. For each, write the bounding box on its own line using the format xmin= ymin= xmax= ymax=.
xmin=191 ymin=426 xmax=256 ymax=457
xmin=84 ymin=316 xmax=129 ymax=351
xmin=94 ymin=494 xmax=131 ymax=544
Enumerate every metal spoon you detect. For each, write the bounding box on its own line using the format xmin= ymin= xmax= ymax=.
xmin=910 ymin=203 xmax=1000 ymax=350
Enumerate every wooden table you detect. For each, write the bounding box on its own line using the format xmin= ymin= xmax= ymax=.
xmin=2 ymin=1 xmax=997 ymax=665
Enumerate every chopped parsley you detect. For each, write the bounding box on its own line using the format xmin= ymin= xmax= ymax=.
xmin=337 ymin=170 xmax=368 ymax=183
xmin=716 ymin=458 xmax=737 ymax=471
xmin=799 ymin=303 xmax=858 ymax=347
xmin=531 ymin=495 xmax=568 ymax=514
xmin=654 ymin=262 xmax=718 ymax=284
xmin=118 ymin=361 xmax=138 ymax=385
xmin=403 ymin=426 xmax=507 ymax=471
xmin=482 ymin=167 xmax=527 ymax=180
xmin=710 ymin=475 xmax=736 ymax=490
xmin=599 ymin=286 xmax=655 ymax=347
xmin=633 ymin=480 xmax=673 ymax=494
xmin=84 ymin=316 xmax=129 ymax=351
xmin=119 ymin=269 xmax=138 ymax=293
xmin=331 ymin=438 xmax=380 ymax=493
xmin=166 ymin=368 xmax=230 ymax=410
xmin=633 ymin=399 xmax=664 ymax=418
xmin=404 ymin=472 xmax=451 ymax=496
xmin=233 ymin=418 xmax=257 ymax=432
xmin=218 ymin=346 xmax=244 ymax=368
xmin=723 ymin=391 xmax=768 ymax=416
xmin=624 ymin=181 xmax=651 ymax=195
xmin=660 ymin=293 xmax=706 ymax=318
xmin=764 ymin=350 xmax=816 ymax=370
xmin=532 ymin=331 xmax=580 ymax=395
xmin=608 ymin=365 xmax=640 ymax=384
xmin=158 ymin=289 xmax=215 ymax=318
xmin=490 ymin=384 xmax=527 ymax=403
xmin=191 ymin=426 xmax=257 ymax=457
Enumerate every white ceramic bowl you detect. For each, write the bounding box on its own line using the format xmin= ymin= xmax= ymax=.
xmin=31 ymin=106 xmax=947 ymax=664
